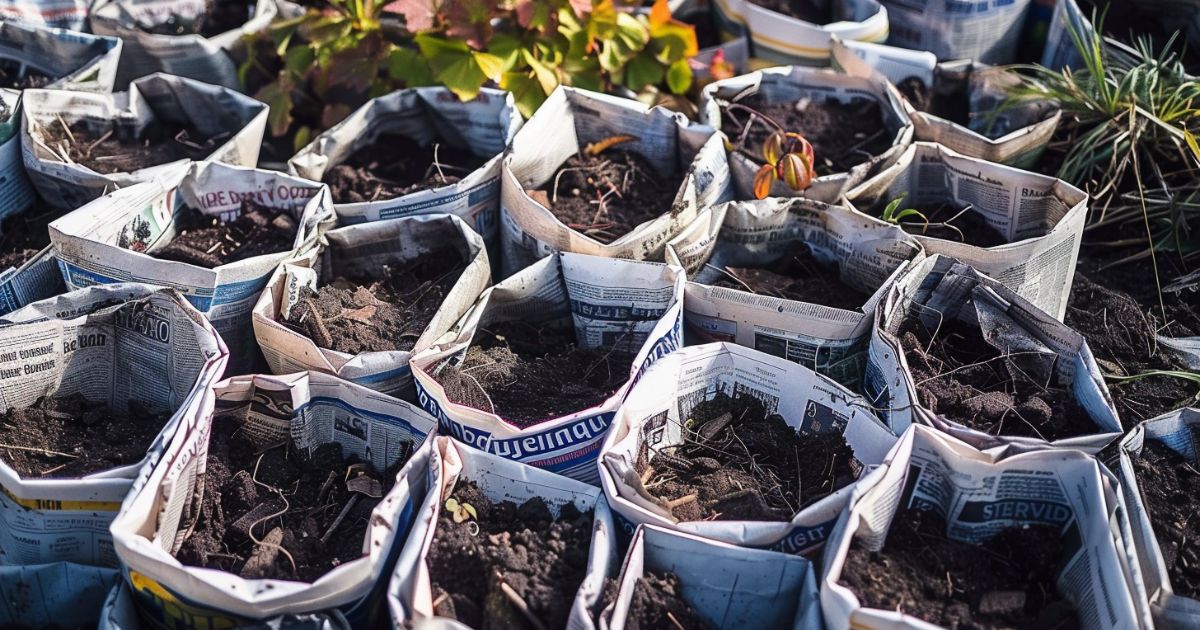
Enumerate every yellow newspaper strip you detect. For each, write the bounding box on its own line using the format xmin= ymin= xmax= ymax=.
xmin=752 ymin=24 xmax=890 ymax=56
xmin=0 ymin=484 xmax=121 ymax=512
xmin=129 ymin=570 xmax=240 ymax=630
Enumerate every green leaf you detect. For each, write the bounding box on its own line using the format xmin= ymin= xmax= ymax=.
xmin=624 ymin=52 xmax=664 ymax=92
xmin=665 ymin=58 xmax=691 ymax=94
xmin=389 ymin=47 xmax=434 ymax=85
xmin=416 ymin=35 xmax=495 ymax=100
xmin=285 ymin=44 xmax=315 ymax=78
xmin=501 ymin=71 xmax=546 ymax=118
xmin=254 ymin=80 xmax=293 ymax=137
xmin=293 ymin=125 xmax=312 ymax=153
xmin=523 ymin=49 xmax=558 ymax=95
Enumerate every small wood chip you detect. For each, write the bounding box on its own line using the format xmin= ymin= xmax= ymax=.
xmin=698 ymin=412 xmax=733 ymax=441
xmin=240 ymin=527 xmax=284 ymax=578
xmin=978 ymin=590 xmax=1026 ymax=615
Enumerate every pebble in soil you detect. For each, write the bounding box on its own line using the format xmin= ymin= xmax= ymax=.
xmin=900 ymin=317 xmax=1100 ymax=440
xmin=840 ymin=508 xmax=1079 ymax=629
xmin=711 ymin=240 xmax=869 ymax=310
xmin=640 ymin=393 xmax=860 ymax=522
xmin=1133 ymin=437 xmax=1200 ymax=598
xmin=175 ymin=420 xmax=405 ymax=582
xmin=0 ymin=395 xmax=168 ymax=478
xmin=427 ymin=480 xmax=593 ymax=630
xmin=625 ymin=572 xmax=713 ymax=630
xmin=281 ymin=247 xmax=468 ymax=355
xmin=871 ymin=199 xmax=1007 ymax=248
xmin=142 ymin=201 xmax=298 ymax=268
xmin=323 ymin=134 xmax=486 ymax=204
xmin=721 ymin=94 xmax=892 ymax=176
xmin=42 ymin=120 xmax=226 ymax=174
xmin=0 ymin=205 xmax=60 ymax=271
xmin=531 ymin=148 xmax=682 ymax=245
xmin=434 ymin=320 xmax=635 ymax=428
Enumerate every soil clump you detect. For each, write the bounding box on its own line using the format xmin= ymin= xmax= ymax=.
xmin=626 ymin=572 xmax=712 ymax=630
xmin=323 ymin=134 xmax=485 ymax=204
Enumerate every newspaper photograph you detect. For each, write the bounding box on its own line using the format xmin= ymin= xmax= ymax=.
xmin=0 ymin=21 xmax=122 ymax=92
xmin=666 ymin=197 xmax=922 ymax=388
xmin=844 ymin=142 xmax=1088 ymax=320
xmin=820 ymin=424 xmax=1152 ymax=629
xmin=698 ymin=65 xmax=913 ymax=203
xmin=878 ymin=0 xmax=1033 ymax=63
xmin=49 ymin=161 xmax=335 ymax=371
xmin=253 ymin=213 xmax=491 ymax=399
xmin=600 ymin=342 xmax=897 ymax=555
xmin=388 ymin=435 xmax=618 ymax=630
xmin=110 ymin=371 xmax=439 ymax=628
xmin=21 ymin=73 xmax=268 ymax=209
xmin=865 ymin=255 xmax=1123 ymax=453
xmin=0 ymin=283 xmax=227 ymax=567
xmin=601 ymin=525 xmax=821 ymax=630
xmin=412 ymin=253 xmax=685 ymax=484
xmin=499 ymin=86 xmax=732 ymax=278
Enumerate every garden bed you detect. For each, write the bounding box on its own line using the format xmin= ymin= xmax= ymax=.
xmin=322 ymin=134 xmax=485 ymax=204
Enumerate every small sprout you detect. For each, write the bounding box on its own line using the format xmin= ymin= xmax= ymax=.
xmin=880 ymin=194 xmax=929 ymax=226
xmin=445 ymin=497 xmax=477 ymax=523
xmin=753 ymin=130 xmax=815 ymax=199
xmin=585 ymin=135 xmax=637 ymax=156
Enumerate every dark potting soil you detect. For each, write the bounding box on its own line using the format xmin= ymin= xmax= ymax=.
xmin=747 ymin=0 xmax=830 ymax=24
xmin=140 ymin=0 xmax=255 ymax=36
xmin=176 ymin=420 xmax=404 ymax=582
xmin=874 ymin=200 xmax=1008 ymax=248
xmin=722 ymin=94 xmax=891 ymax=177
xmin=1134 ymin=438 xmax=1200 ymax=598
xmin=323 ymin=134 xmax=485 ymax=204
xmin=148 ymin=202 xmax=298 ymax=267
xmin=281 ymin=247 xmax=467 ymax=354
xmin=711 ymin=240 xmax=869 ymax=310
xmin=43 ymin=121 xmax=226 ymax=174
xmin=896 ymin=77 xmax=971 ymax=128
xmin=900 ymin=318 xmax=1100 ymax=440
xmin=626 ymin=572 xmax=712 ymax=630
xmin=427 ymin=480 xmax=593 ymax=630
xmin=0 ymin=205 xmax=58 ymax=271
xmin=532 ymin=149 xmax=682 ymax=245
xmin=640 ymin=393 xmax=859 ymax=522
xmin=840 ymin=508 xmax=1078 ymax=629
xmin=0 ymin=395 xmax=168 ymax=478
xmin=0 ymin=60 xmax=52 ymax=89
xmin=434 ymin=320 xmax=633 ymax=428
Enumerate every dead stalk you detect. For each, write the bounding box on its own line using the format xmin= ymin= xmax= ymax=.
xmin=0 ymin=443 xmax=78 ymax=458
xmin=498 ymin=579 xmax=547 ymax=630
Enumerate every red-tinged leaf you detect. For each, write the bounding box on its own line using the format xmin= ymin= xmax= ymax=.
xmin=649 ymin=0 xmax=670 ymax=27
xmin=778 ymin=153 xmax=814 ymax=191
xmin=254 ymin=79 xmax=293 ymax=137
xmin=753 ymin=163 xmax=775 ymax=199
xmin=568 ymin=0 xmax=592 ymax=17
xmin=386 ymin=0 xmax=436 ymax=32
xmin=762 ymin=131 xmax=783 ymax=165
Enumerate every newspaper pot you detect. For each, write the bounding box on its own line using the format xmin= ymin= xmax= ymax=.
xmin=698 ymin=65 xmax=913 ymax=203
xmin=100 ymin=580 xmax=355 ymax=630
xmin=499 ymin=86 xmax=731 ymax=279
xmin=111 ymin=371 xmax=438 ymax=628
xmin=875 ymin=0 xmax=1032 ymax=63
xmin=665 ymin=197 xmax=922 ymax=389
xmin=710 ymin=0 xmax=888 ymax=64
xmin=289 ymin=87 xmax=522 ymax=256
xmin=0 ymin=563 xmax=120 ymax=626
xmin=0 ymin=88 xmax=35 ymax=218
xmin=0 ymin=21 xmax=122 ymax=92
xmin=599 ymin=342 xmax=896 ymax=556
xmin=1114 ymin=408 xmax=1200 ymax=628
xmin=0 ymin=283 xmax=227 ymax=566
xmin=412 ymin=252 xmax=685 ymax=484
xmin=601 ymin=525 xmax=821 ymax=629
xmin=50 ymin=161 xmax=335 ymax=372
xmin=389 ymin=436 xmax=619 ymax=629
xmin=867 ymin=254 xmax=1122 ymax=453
xmin=831 ymin=40 xmax=1061 ymax=169
xmin=820 ymin=424 xmax=1152 ymax=629
xmin=253 ymin=213 xmax=491 ymax=400
xmin=21 ymin=73 xmax=269 ymax=210
xmin=844 ymin=142 xmax=1086 ymax=320
xmin=89 ymin=0 xmax=277 ymax=89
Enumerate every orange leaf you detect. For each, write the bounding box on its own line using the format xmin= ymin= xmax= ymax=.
xmin=778 ymin=153 xmax=814 ymax=191
xmin=343 ymin=304 xmax=377 ymax=323
xmin=762 ymin=130 xmax=783 ymax=165
xmin=753 ymin=163 xmax=776 ymax=199
xmin=585 ymin=134 xmax=637 ymax=156
xmin=649 ymin=0 xmax=671 ymax=27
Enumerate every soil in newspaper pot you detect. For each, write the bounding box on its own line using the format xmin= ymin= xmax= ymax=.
xmin=21 ymin=73 xmax=268 ymax=209
xmin=0 ymin=194 xmax=71 ymax=316
xmin=699 ymin=66 xmax=912 ymax=203
xmin=253 ymin=213 xmax=490 ymax=398
xmin=0 ymin=21 xmax=122 ymax=92
xmin=845 ymin=142 xmax=1087 ymax=320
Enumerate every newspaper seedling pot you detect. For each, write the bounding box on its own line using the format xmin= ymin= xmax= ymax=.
xmin=600 ymin=342 xmax=896 ymax=556
xmin=666 ymin=197 xmax=922 ymax=389
xmin=253 ymin=213 xmax=491 ymax=399
xmin=698 ymin=65 xmax=912 ymax=203
xmin=600 ymin=525 xmax=821 ymax=629
xmin=412 ymin=253 xmax=684 ymax=483
xmin=289 ymin=87 xmax=522 ymax=256
xmin=821 ymin=424 xmax=1152 ymax=629
xmin=0 ymin=563 xmax=120 ymax=626
xmin=710 ymin=0 xmax=888 ymax=65
xmin=500 ymin=86 xmax=731 ymax=278
xmin=0 ymin=283 xmax=227 ymax=567
xmin=0 ymin=88 xmax=35 ymax=219
xmin=389 ymin=436 xmax=618 ymax=630
xmin=845 ymin=142 xmax=1087 ymax=320
xmin=0 ymin=21 xmax=122 ymax=92
xmin=111 ymin=371 xmax=438 ymax=627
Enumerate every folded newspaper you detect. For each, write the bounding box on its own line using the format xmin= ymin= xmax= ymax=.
xmin=698 ymin=65 xmax=913 ymax=203
xmin=600 ymin=342 xmax=896 ymax=555
xmin=412 ymin=252 xmax=685 ymax=484
xmin=389 ymin=436 xmax=619 ymax=630
xmin=866 ymin=255 xmax=1123 ymax=453
xmin=90 ymin=0 xmax=277 ymax=89
xmin=289 ymin=87 xmax=522 ymax=255
xmin=0 ymin=0 xmax=89 ymax=29
xmin=499 ymin=86 xmax=731 ymax=278
xmin=844 ymin=142 xmax=1087 ymax=320
xmin=1 ymin=87 xmax=36 ymax=220
xmin=709 ymin=0 xmax=888 ymax=65
xmin=601 ymin=525 xmax=821 ymax=630
xmin=0 ymin=21 xmax=122 ymax=92
xmin=253 ymin=213 xmax=491 ymax=399
xmin=0 ymin=283 xmax=227 ymax=567
xmin=819 ymin=424 xmax=1152 ymax=629
xmin=665 ymin=197 xmax=922 ymax=388
xmin=111 ymin=371 xmax=439 ymax=628
xmin=0 ymin=563 xmax=120 ymax=627
xmin=21 ymin=73 xmax=268 ymax=210
xmin=878 ymin=0 xmax=1032 ymax=63
xmin=50 ymin=160 xmax=335 ymax=371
